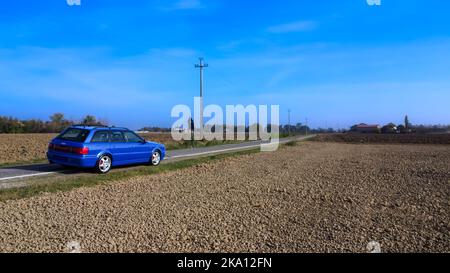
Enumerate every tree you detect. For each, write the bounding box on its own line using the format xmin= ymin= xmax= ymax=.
xmin=0 ymin=116 xmax=24 ymax=133
xmin=398 ymin=124 xmax=407 ymax=134
xmin=23 ymin=119 xmax=46 ymax=133
xmin=48 ymin=113 xmax=70 ymax=132
xmin=50 ymin=113 xmax=64 ymax=124
xmin=82 ymin=115 xmax=97 ymax=125
xmin=404 ymin=115 xmax=412 ymax=130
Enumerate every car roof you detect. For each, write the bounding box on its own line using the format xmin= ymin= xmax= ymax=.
xmin=70 ymin=125 xmax=130 ymax=131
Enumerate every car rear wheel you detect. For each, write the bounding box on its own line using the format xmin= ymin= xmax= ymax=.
xmin=97 ymin=155 xmax=112 ymax=173
xmin=150 ymin=151 xmax=161 ymax=166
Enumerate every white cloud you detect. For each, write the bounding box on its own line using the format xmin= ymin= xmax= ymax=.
xmin=267 ymin=20 xmax=317 ymax=33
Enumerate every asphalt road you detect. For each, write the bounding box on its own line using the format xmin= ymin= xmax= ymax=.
xmin=0 ymin=136 xmax=314 ymax=185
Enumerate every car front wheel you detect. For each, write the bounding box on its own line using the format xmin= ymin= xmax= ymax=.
xmin=97 ymin=155 xmax=112 ymax=173
xmin=150 ymin=151 xmax=161 ymax=166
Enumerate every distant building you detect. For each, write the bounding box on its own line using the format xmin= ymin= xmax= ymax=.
xmin=381 ymin=123 xmax=398 ymax=134
xmin=351 ymin=123 xmax=381 ymax=134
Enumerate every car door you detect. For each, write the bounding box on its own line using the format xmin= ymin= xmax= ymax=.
xmin=89 ymin=130 xmax=111 ymax=161
xmin=109 ymin=130 xmax=130 ymax=165
xmin=123 ymin=131 xmax=149 ymax=163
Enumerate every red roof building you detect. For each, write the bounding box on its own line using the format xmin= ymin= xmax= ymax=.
xmin=351 ymin=123 xmax=381 ymax=133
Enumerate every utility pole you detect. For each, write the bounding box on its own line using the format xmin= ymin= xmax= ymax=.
xmin=195 ymin=57 xmax=208 ymax=139
xmin=288 ymin=109 xmax=291 ymax=136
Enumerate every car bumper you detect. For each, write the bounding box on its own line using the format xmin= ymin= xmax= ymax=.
xmin=47 ymin=151 xmax=97 ymax=168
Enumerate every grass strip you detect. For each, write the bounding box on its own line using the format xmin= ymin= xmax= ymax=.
xmin=0 ymin=158 xmax=48 ymax=168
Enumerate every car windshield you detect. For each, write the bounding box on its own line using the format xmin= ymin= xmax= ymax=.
xmin=57 ymin=128 xmax=90 ymax=143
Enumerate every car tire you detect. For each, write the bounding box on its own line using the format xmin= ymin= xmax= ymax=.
xmin=97 ymin=155 xmax=112 ymax=174
xmin=150 ymin=151 xmax=161 ymax=166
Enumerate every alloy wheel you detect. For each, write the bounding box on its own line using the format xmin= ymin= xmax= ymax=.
xmin=99 ymin=156 xmax=111 ymax=173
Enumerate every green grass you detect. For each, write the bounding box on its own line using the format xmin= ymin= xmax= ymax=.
xmin=0 ymin=158 xmax=47 ymax=168
xmin=284 ymin=141 xmax=299 ymax=146
xmin=164 ymin=139 xmax=243 ymax=150
xmin=0 ymin=149 xmax=260 ymax=202
xmin=165 ymin=133 xmax=298 ymax=150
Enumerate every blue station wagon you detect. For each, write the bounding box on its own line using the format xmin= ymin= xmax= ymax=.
xmin=47 ymin=126 xmax=166 ymax=173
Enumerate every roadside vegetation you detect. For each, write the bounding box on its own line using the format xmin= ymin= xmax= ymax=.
xmin=0 ymin=113 xmax=106 ymax=134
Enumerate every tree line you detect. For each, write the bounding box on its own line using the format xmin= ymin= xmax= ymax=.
xmin=140 ymin=122 xmax=315 ymax=135
xmin=0 ymin=113 xmax=107 ymax=134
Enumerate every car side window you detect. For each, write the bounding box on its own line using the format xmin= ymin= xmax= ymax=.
xmin=110 ymin=131 xmax=126 ymax=143
xmin=124 ymin=131 xmax=143 ymax=143
xmin=91 ymin=131 xmax=109 ymax=143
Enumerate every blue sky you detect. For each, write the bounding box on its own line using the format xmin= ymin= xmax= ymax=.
xmin=0 ymin=0 xmax=449 ymax=129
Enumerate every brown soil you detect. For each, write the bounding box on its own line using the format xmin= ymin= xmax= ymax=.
xmin=0 ymin=142 xmax=448 ymax=253
xmin=313 ymin=133 xmax=450 ymax=145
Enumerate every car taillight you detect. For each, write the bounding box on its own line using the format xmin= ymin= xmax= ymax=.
xmin=48 ymin=143 xmax=54 ymax=150
xmin=73 ymin=147 xmax=89 ymax=155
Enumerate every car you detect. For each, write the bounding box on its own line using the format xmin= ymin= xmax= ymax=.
xmin=47 ymin=125 xmax=166 ymax=173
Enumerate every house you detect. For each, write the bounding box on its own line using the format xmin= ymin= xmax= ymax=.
xmin=381 ymin=123 xmax=398 ymax=134
xmin=351 ymin=123 xmax=381 ymax=134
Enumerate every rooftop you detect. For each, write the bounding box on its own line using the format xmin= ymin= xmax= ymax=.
xmin=71 ymin=125 xmax=129 ymax=131
xmin=355 ymin=124 xmax=380 ymax=129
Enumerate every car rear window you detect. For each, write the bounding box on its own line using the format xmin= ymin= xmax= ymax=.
xmin=57 ymin=128 xmax=90 ymax=143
